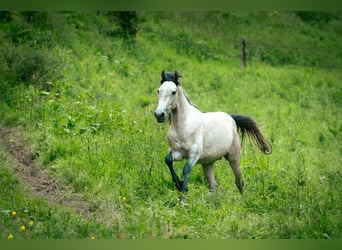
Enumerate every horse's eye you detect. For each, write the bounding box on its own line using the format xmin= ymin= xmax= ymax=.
xmin=172 ymin=91 xmax=176 ymax=95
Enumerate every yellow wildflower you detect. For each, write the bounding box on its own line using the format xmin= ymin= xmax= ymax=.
xmin=7 ymin=233 xmax=13 ymax=240
xmin=118 ymin=196 xmax=127 ymax=202
xmin=20 ymin=225 xmax=26 ymax=231
xmin=29 ymin=220 xmax=34 ymax=226
xmin=90 ymin=235 xmax=96 ymax=240
xmin=11 ymin=210 xmax=17 ymax=216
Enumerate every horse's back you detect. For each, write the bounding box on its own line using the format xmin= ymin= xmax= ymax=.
xmin=202 ymin=112 xmax=236 ymax=132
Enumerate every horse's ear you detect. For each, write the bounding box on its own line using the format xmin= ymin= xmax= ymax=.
xmin=174 ymin=71 xmax=181 ymax=85
xmin=161 ymin=70 xmax=166 ymax=84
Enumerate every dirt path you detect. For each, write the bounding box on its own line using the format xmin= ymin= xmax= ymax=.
xmin=0 ymin=127 xmax=118 ymax=221
xmin=0 ymin=128 xmax=59 ymax=201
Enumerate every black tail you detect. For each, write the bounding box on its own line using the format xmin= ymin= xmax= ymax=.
xmin=231 ymin=114 xmax=272 ymax=155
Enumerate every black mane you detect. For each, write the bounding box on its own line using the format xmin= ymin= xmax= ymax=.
xmin=160 ymin=70 xmax=181 ymax=85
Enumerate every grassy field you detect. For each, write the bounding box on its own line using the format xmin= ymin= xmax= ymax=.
xmin=0 ymin=11 xmax=341 ymax=239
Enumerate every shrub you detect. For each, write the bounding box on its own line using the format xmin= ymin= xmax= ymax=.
xmin=0 ymin=42 xmax=61 ymax=86
xmin=106 ymin=11 xmax=140 ymax=39
xmin=0 ymin=12 xmax=62 ymax=87
xmin=295 ymin=11 xmax=341 ymax=25
xmin=0 ymin=11 xmax=12 ymax=22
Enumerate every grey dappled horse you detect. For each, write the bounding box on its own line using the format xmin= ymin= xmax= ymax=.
xmin=154 ymin=70 xmax=272 ymax=201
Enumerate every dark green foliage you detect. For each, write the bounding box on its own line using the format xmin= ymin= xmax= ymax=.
xmin=0 ymin=12 xmax=62 ymax=88
xmin=0 ymin=11 xmax=143 ymax=89
xmin=0 ymin=43 xmax=59 ymax=85
xmin=103 ymin=11 xmax=141 ymax=39
xmin=113 ymin=11 xmax=140 ymax=39
xmin=295 ymin=11 xmax=341 ymax=24
xmin=0 ymin=11 xmax=12 ymax=22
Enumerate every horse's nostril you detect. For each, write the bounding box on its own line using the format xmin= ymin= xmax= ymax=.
xmin=155 ymin=111 xmax=166 ymax=123
xmin=154 ymin=112 xmax=164 ymax=118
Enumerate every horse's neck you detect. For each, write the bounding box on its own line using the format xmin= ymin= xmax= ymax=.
xmin=171 ymin=87 xmax=199 ymax=129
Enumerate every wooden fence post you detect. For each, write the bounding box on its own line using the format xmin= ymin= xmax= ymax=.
xmin=242 ymin=37 xmax=247 ymax=68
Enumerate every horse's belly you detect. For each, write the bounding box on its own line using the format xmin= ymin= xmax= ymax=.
xmin=198 ymin=139 xmax=231 ymax=163
xmin=199 ymin=112 xmax=235 ymax=162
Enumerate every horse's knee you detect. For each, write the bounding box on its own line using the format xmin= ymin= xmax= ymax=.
xmin=165 ymin=153 xmax=173 ymax=166
xmin=183 ymin=162 xmax=193 ymax=176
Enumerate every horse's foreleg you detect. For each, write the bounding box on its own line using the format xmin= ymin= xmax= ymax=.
xmin=181 ymin=154 xmax=199 ymax=194
xmin=165 ymin=152 xmax=183 ymax=191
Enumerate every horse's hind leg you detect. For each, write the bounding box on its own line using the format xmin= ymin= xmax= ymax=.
xmin=225 ymin=139 xmax=244 ymax=194
xmin=202 ymin=163 xmax=217 ymax=192
xmin=226 ymin=154 xmax=244 ymax=194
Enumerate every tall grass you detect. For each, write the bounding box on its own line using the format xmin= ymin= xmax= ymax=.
xmin=0 ymin=11 xmax=341 ymax=239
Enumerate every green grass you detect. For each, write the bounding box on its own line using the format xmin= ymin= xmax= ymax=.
xmin=0 ymin=144 xmax=113 ymax=239
xmin=0 ymin=11 xmax=341 ymax=239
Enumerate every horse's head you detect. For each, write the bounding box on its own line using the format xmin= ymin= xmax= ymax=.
xmin=154 ymin=70 xmax=181 ymax=123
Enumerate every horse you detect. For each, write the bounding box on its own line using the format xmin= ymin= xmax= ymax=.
xmin=154 ymin=70 xmax=272 ymax=200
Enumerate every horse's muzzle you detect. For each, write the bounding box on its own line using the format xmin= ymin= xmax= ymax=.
xmin=154 ymin=111 xmax=166 ymax=123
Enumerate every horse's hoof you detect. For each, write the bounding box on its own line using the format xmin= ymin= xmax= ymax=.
xmin=236 ymin=179 xmax=244 ymax=194
xmin=209 ymin=185 xmax=217 ymax=193
xmin=175 ymin=180 xmax=184 ymax=191
xmin=237 ymin=183 xmax=244 ymax=194
xmin=178 ymin=195 xmax=188 ymax=205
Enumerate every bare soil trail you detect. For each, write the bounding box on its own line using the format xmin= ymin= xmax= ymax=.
xmin=0 ymin=127 xmax=119 ymax=221
xmin=0 ymin=128 xmax=59 ymax=202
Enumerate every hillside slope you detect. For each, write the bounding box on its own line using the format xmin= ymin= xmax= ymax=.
xmin=0 ymin=11 xmax=341 ymax=239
